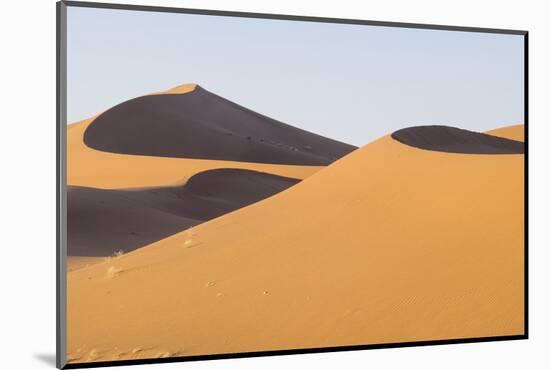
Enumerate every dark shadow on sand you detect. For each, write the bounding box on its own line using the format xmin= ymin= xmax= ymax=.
xmin=68 ymin=169 xmax=300 ymax=257
xmin=84 ymin=85 xmax=356 ymax=165
xmin=391 ymin=126 xmax=524 ymax=154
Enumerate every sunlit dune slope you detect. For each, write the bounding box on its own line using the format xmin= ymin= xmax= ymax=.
xmin=67 ymin=257 xmax=103 ymax=272
xmin=486 ymin=124 xmax=525 ymax=142
xmin=67 ymin=128 xmax=524 ymax=363
xmin=149 ymin=83 xmax=198 ymax=96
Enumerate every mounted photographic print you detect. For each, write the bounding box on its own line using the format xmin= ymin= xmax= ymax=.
xmin=56 ymin=1 xmax=528 ymax=368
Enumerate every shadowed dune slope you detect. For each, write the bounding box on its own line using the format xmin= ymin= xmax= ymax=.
xmin=83 ymin=85 xmax=356 ymax=165
xmin=69 ymin=117 xmax=320 ymax=189
xmin=67 ymin=128 xmax=524 ymax=363
xmin=392 ymin=125 xmax=524 ymax=154
xmin=68 ymin=169 xmax=299 ymax=257
xmin=68 ymin=85 xmax=329 ymax=189
xmin=486 ymin=124 xmax=525 ymax=142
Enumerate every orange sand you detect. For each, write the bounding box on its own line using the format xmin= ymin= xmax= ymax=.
xmin=486 ymin=124 xmax=524 ymax=142
xmin=67 ymin=132 xmax=524 ymax=363
xmin=67 ymin=257 xmax=104 ymax=272
xmin=148 ymin=83 xmax=197 ymax=96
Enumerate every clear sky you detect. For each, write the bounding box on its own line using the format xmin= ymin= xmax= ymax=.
xmin=67 ymin=6 xmax=524 ymax=146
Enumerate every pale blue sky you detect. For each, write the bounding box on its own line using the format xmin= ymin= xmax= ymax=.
xmin=67 ymin=6 xmax=524 ymax=146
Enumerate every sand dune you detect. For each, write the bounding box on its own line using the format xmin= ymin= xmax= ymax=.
xmin=68 ymin=117 xmax=319 ymax=189
xmin=67 ymin=257 xmax=103 ymax=272
xmin=67 ymin=126 xmax=524 ymax=363
xmin=486 ymin=124 xmax=525 ymax=142
xmin=392 ymin=125 xmax=524 ymax=154
xmin=84 ymin=85 xmax=356 ymax=165
xmin=149 ymin=83 xmax=198 ymax=96
xmin=66 ymin=83 xmax=349 ymax=272
xmin=68 ymin=169 xmax=299 ymax=258
xmin=67 ymin=84 xmax=342 ymax=189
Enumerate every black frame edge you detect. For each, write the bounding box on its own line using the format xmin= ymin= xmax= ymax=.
xmin=63 ymin=335 xmax=528 ymax=369
xmin=523 ymin=32 xmax=529 ymax=339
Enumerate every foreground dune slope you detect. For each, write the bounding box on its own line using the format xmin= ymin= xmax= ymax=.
xmin=67 ymin=131 xmax=523 ymax=363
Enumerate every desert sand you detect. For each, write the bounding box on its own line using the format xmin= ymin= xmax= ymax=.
xmin=68 ymin=113 xmax=319 ymax=190
xmin=67 ymin=84 xmax=354 ymax=272
xmin=66 ymin=126 xmax=524 ymax=363
xmin=84 ymin=85 xmax=355 ymax=165
xmin=67 ymin=257 xmax=103 ymax=272
xmin=68 ymin=83 xmax=355 ymax=190
xmin=68 ymin=169 xmax=299 ymax=257
xmin=148 ymin=83 xmax=198 ymax=96
xmin=486 ymin=124 xmax=525 ymax=142
xmin=392 ymin=125 xmax=524 ymax=154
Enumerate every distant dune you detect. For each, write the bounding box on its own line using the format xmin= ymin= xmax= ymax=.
xmin=68 ymin=116 xmax=320 ymax=189
xmin=84 ymin=85 xmax=356 ymax=165
xmin=67 ymin=84 xmax=342 ymax=189
xmin=67 ymin=83 xmax=357 ymax=272
xmin=68 ymin=169 xmax=299 ymax=257
xmin=392 ymin=125 xmax=524 ymax=154
xmin=486 ymin=124 xmax=525 ymax=142
xmin=67 ymin=125 xmax=524 ymax=363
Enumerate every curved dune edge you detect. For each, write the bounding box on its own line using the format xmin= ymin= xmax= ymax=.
xmin=68 ymin=117 xmax=322 ymax=189
xmin=148 ymin=83 xmax=197 ymax=96
xmin=83 ymin=85 xmax=356 ymax=165
xmin=391 ymin=126 xmax=524 ymax=154
xmin=66 ymin=84 xmax=197 ymax=131
xmin=67 ymin=169 xmax=299 ymax=261
xmin=485 ymin=124 xmax=524 ymax=142
xmin=67 ymin=131 xmax=524 ymax=363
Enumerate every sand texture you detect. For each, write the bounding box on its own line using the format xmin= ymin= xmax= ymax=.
xmin=67 ymin=123 xmax=524 ymax=363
